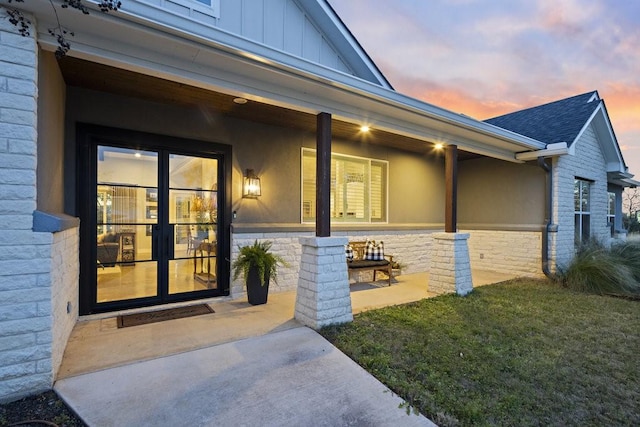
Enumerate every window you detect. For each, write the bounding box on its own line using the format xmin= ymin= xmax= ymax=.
xmin=574 ymin=179 xmax=591 ymax=245
xmin=608 ymin=192 xmax=616 ymax=237
xmin=302 ymin=148 xmax=388 ymax=223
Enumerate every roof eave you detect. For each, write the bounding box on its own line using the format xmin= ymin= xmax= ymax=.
xmin=515 ymin=143 xmax=569 ymax=161
xmin=25 ymin=0 xmax=543 ymax=161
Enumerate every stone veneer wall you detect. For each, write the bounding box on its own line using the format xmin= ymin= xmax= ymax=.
xmin=464 ymin=230 xmax=543 ymax=278
xmin=551 ymin=124 xmax=610 ymax=271
xmin=231 ymin=227 xmax=548 ymax=298
xmin=230 ymin=229 xmax=437 ymax=297
xmin=0 ymin=9 xmax=51 ymax=402
xmin=429 ymin=233 xmax=472 ymax=295
xmin=50 ymin=227 xmax=79 ymax=380
xmin=294 ymin=236 xmax=352 ymax=328
xmin=230 ymin=231 xmax=313 ymax=298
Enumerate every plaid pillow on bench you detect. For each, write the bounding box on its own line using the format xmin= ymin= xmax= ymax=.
xmin=364 ymin=240 xmax=385 ymax=261
xmin=345 ymin=244 xmax=354 ymax=261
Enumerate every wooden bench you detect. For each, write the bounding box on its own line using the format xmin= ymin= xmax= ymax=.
xmin=346 ymin=241 xmax=394 ymax=286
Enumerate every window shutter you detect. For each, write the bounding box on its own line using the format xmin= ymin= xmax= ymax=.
xmin=370 ymin=161 xmax=386 ymax=222
xmin=301 ymin=148 xmax=387 ymax=223
xmin=302 ymin=150 xmax=316 ymax=221
xmin=341 ymin=158 xmax=367 ymax=221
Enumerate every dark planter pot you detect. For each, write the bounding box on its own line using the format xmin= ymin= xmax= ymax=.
xmin=246 ymin=266 xmax=270 ymax=305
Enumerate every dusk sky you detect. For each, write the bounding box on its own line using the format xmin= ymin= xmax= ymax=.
xmin=329 ymin=0 xmax=640 ymax=175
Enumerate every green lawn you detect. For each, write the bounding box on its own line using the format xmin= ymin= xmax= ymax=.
xmin=320 ymin=279 xmax=640 ymax=426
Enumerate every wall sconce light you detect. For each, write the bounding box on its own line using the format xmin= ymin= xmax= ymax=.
xmin=243 ymin=169 xmax=261 ymax=198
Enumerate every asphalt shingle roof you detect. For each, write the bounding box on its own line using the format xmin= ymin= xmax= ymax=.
xmin=484 ymin=91 xmax=601 ymax=146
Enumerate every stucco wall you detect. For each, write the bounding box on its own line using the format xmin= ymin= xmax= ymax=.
xmin=64 ymin=87 xmax=444 ymax=225
xmin=36 ymin=51 xmax=66 ymax=213
xmin=458 ymin=157 xmax=545 ymax=227
xmin=552 ymin=124 xmax=610 ymax=270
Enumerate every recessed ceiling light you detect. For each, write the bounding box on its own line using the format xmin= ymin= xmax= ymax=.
xmin=360 ymin=125 xmax=370 ymax=132
xmin=434 ymin=143 xmax=444 ymax=150
xmin=134 ymin=152 xmax=142 ymax=158
xmin=233 ymin=97 xmax=248 ymax=105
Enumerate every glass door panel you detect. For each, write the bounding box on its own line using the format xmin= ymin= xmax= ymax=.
xmin=168 ymin=155 xmax=219 ymax=295
xmin=96 ymin=146 xmax=158 ymax=303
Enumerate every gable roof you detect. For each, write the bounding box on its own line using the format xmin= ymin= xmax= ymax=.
xmin=484 ymin=91 xmax=600 ymax=147
xmin=20 ymin=0 xmax=550 ymax=162
xmin=304 ymin=0 xmax=393 ymax=89
xmin=485 ymin=91 xmax=637 ymax=186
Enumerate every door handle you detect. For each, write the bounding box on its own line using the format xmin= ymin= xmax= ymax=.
xmin=151 ymin=225 xmax=159 ymax=261
xmin=167 ymin=224 xmax=175 ymax=260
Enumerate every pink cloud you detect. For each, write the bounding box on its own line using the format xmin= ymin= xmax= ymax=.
xmin=536 ymin=0 xmax=602 ymax=35
xmin=330 ymin=0 xmax=640 ymax=172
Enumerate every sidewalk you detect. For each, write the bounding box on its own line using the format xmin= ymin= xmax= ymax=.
xmin=55 ymin=270 xmax=516 ymax=425
xmin=55 ymin=327 xmax=436 ymax=426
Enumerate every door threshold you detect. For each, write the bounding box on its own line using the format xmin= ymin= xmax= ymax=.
xmin=79 ymin=296 xmax=233 ymax=322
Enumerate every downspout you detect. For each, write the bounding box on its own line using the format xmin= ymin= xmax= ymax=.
xmin=537 ymin=157 xmax=554 ymax=278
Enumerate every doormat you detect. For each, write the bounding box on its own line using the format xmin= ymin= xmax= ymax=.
xmin=117 ymin=304 xmax=214 ymax=328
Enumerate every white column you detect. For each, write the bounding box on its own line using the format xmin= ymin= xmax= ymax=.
xmin=295 ymin=236 xmax=352 ymax=329
xmin=429 ymin=232 xmax=473 ymax=296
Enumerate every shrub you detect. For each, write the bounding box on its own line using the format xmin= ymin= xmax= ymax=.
xmin=559 ymin=240 xmax=640 ymax=298
xmin=610 ymin=241 xmax=640 ymax=282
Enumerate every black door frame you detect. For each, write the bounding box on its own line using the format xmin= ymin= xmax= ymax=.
xmin=77 ymin=124 xmax=232 ymax=315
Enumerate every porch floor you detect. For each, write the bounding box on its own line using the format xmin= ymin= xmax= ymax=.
xmin=57 ymin=270 xmax=518 ymax=380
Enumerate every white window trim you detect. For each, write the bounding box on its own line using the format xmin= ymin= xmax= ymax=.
xmin=161 ymin=0 xmax=220 ymax=19
xmin=300 ymin=147 xmax=389 ymax=224
xmin=607 ymin=191 xmax=616 ymax=236
xmin=607 ymin=191 xmax=616 ymax=221
xmin=574 ymin=178 xmax=591 ymax=245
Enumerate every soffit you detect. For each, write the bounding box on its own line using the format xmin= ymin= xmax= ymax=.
xmin=19 ymin=1 xmax=539 ymax=161
xmin=58 ymin=57 xmax=480 ymax=160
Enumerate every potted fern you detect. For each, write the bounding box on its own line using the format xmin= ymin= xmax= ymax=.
xmin=231 ymin=240 xmax=288 ymax=305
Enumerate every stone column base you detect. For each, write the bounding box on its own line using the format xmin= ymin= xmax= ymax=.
xmin=295 ymin=236 xmax=353 ymax=329
xmin=429 ymin=232 xmax=473 ymax=296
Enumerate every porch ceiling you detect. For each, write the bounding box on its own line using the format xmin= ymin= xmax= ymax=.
xmin=58 ymin=57 xmax=481 ymax=160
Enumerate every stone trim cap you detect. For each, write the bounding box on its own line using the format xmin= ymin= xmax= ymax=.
xmin=33 ymin=210 xmax=80 ymax=232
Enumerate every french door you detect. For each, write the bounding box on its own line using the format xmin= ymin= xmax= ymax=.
xmin=78 ymin=125 xmax=231 ymax=314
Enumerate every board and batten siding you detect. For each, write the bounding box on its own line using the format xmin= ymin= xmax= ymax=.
xmin=133 ymin=0 xmax=354 ymax=75
xmin=218 ymin=0 xmax=352 ymax=73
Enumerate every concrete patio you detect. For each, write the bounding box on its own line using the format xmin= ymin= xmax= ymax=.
xmin=57 ymin=270 xmax=517 ymax=380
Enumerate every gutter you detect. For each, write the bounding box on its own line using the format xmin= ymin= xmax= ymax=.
xmin=537 ymin=157 xmax=554 ymax=279
xmin=28 ymin=0 xmax=546 ymax=154
xmin=516 ymin=143 xmax=568 ymax=161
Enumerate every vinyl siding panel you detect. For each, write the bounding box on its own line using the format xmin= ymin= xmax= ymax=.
xmin=242 ymin=0 xmax=264 ymax=42
xmin=118 ymin=0 xmax=361 ymax=77
xmin=263 ymin=0 xmax=286 ymax=50
xmin=303 ymin=16 xmax=322 ymax=63
xmin=283 ymin=0 xmax=304 ymax=56
xmin=211 ymin=0 xmax=354 ymax=72
xmin=219 ymin=0 xmax=242 ymax=34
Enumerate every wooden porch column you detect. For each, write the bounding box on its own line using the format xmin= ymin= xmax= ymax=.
xmin=296 ymin=113 xmax=352 ymax=328
xmin=316 ymin=112 xmax=331 ymax=237
xmin=445 ymin=144 xmax=458 ymax=232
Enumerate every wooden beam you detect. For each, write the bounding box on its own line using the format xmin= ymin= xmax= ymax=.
xmin=316 ymin=112 xmax=332 ymax=237
xmin=445 ymin=144 xmax=458 ymax=233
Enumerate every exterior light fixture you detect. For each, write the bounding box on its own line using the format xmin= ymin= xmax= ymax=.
xmin=242 ymin=169 xmax=261 ymax=198
xmin=233 ymin=97 xmax=248 ymax=104
xmin=360 ymin=125 xmax=370 ymax=132
xmin=434 ymin=143 xmax=444 ymax=150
